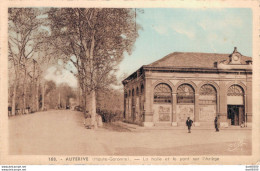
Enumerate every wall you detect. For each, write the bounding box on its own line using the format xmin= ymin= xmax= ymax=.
xmin=123 ymin=75 xmax=145 ymax=125
xmin=123 ymin=69 xmax=252 ymax=127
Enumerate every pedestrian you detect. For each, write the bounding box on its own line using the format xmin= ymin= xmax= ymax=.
xmin=214 ymin=116 xmax=219 ymax=132
xmin=186 ymin=117 xmax=193 ymax=133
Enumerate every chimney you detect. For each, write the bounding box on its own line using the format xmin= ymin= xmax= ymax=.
xmin=233 ymin=47 xmax=237 ymax=53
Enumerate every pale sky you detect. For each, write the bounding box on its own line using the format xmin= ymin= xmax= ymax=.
xmin=45 ymin=8 xmax=252 ymax=88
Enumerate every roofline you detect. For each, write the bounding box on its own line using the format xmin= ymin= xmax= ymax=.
xmin=146 ymin=52 xmax=238 ymax=67
xmin=142 ymin=65 xmax=252 ymax=70
xmin=122 ymin=65 xmax=252 ymax=84
xmin=143 ymin=66 xmax=252 ymax=73
xmin=121 ymin=66 xmax=144 ymax=84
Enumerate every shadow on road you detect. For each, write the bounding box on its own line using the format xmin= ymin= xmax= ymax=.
xmin=102 ymin=122 xmax=132 ymax=132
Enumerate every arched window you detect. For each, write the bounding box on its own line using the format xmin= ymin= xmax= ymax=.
xmin=132 ymin=89 xmax=135 ymax=109
xmin=124 ymin=91 xmax=127 ymax=98
xmin=154 ymin=83 xmax=172 ymax=103
xmin=200 ymin=84 xmax=216 ymax=95
xmin=227 ymin=85 xmax=244 ymax=96
xmin=141 ymin=84 xmax=144 ymax=94
xmin=199 ymin=84 xmax=217 ymax=105
xmin=177 ymin=84 xmax=195 ymax=103
xmin=129 ymin=90 xmax=131 ymax=97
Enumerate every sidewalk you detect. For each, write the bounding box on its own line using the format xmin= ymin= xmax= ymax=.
xmin=117 ymin=121 xmax=252 ymax=131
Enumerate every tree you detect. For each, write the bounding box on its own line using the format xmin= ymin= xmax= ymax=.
xmin=8 ymin=8 xmax=43 ymax=115
xmin=96 ymin=88 xmax=124 ymax=112
xmin=48 ymin=8 xmax=140 ymax=127
xmin=43 ymin=80 xmax=57 ymax=109
xmin=8 ymin=8 xmax=58 ymax=115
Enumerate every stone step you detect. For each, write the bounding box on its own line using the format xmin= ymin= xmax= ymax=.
xmin=118 ymin=121 xmax=252 ymax=131
xmin=139 ymin=126 xmax=251 ymax=130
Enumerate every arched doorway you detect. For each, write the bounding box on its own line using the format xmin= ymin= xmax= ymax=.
xmin=227 ymin=85 xmax=245 ymax=126
xmin=176 ymin=84 xmax=195 ymax=122
xmin=153 ymin=83 xmax=172 ymax=122
xmin=199 ymin=84 xmax=217 ymax=122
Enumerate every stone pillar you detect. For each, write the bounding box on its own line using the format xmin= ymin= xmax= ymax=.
xmin=171 ymin=93 xmax=177 ymax=126
xmin=217 ymin=93 xmax=220 ymax=114
xmin=128 ymin=98 xmax=131 ymax=121
xmin=123 ymin=95 xmax=126 ymax=119
xmin=194 ymin=93 xmax=200 ymax=126
xmin=141 ymin=94 xmax=145 ymax=122
xmin=126 ymin=98 xmax=129 ymax=119
xmin=143 ymin=78 xmax=154 ymax=127
xmin=219 ymin=81 xmax=228 ymax=127
xmin=136 ymin=96 xmax=140 ymax=122
xmin=246 ymin=80 xmax=252 ymax=126
xmin=244 ymin=94 xmax=247 ymax=126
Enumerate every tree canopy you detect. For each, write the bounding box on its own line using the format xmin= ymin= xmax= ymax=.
xmin=48 ymin=8 xmax=140 ymax=91
xmin=8 ymin=8 xmax=142 ymax=125
xmin=47 ymin=8 xmax=141 ymax=121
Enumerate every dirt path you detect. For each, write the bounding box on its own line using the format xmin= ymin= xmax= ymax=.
xmin=9 ymin=110 xmax=106 ymax=155
xmin=9 ymin=110 xmax=252 ymax=155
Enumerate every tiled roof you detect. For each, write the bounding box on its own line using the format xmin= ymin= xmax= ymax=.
xmin=146 ymin=52 xmax=252 ymax=68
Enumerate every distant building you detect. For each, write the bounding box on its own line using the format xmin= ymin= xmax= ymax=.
xmin=122 ymin=47 xmax=252 ymax=127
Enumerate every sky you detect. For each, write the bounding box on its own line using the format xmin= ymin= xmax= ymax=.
xmin=45 ymin=8 xmax=252 ymax=88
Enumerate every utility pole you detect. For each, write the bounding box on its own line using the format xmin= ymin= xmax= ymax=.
xmin=41 ymin=83 xmax=45 ymax=111
xmin=32 ymin=59 xmax=36 ymax=112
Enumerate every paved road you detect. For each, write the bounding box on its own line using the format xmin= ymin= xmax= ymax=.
xmin=9 ymin=110 xmax=251 ymax=155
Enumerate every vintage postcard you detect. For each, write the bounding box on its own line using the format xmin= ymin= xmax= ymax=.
xmin=0 ymin=0 xmax=259 ymax=165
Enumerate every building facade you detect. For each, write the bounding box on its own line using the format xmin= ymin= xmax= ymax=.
xmin=122 ymin=48 xmax=252 ymax=127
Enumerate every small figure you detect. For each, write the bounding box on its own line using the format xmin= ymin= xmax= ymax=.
xmin=8 ymin=106 xmax=12 ymax=116
xmin=214 ymin=116 xmax=219 ymax=132
xmin=186 ymin=117 xmax=193 ymax=133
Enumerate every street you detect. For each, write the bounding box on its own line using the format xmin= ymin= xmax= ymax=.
xmin=9 ymin=110 xmax=251 ymax=155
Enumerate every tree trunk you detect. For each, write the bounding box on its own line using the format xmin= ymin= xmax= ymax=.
xmin=23 ymin=68 xmax=27 ymax=114
xmin=83 ymin=89 xmax=87 ymax=116
xmin=36 ymin=78 xmax=39 ymax=111
xmin=11 ymin=64 xmax=20 ymax=116
xmin=90 ymin=90 xmax=97 ymax=128
xmin=78 ymin=85 xmax=81 ymax=107
xmin=58 ymin=90 xmax=61 ymax=109
xmin=89 ymin=31 xmax=96 ymax=128
xmin=80 ymin=80 xmax=86 ymax=115
xmin=32 ymin=62 xmax=36 ymax=112
xmin=41 ymin=83 xmax=45 ymax=111
xmin=11 ymin=81 xmax=17 ymax=116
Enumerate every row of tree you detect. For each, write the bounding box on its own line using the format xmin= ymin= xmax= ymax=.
xmin=8 ymin=8 xmax=51 ymax=114
xmin=8 ymin=8 xmax=140 ymax=126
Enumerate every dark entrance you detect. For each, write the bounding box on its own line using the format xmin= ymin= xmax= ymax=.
xmin=132 ymin=89 xmax=136 ymax=122
xmin=227 ymin=105 xmax=244 ymax=126
xmin=132 ymin=106 xmax=136 ymax=122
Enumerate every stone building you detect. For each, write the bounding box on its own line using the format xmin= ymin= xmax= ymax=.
xmin=122 ymin=48 xmax=252 ymax=127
